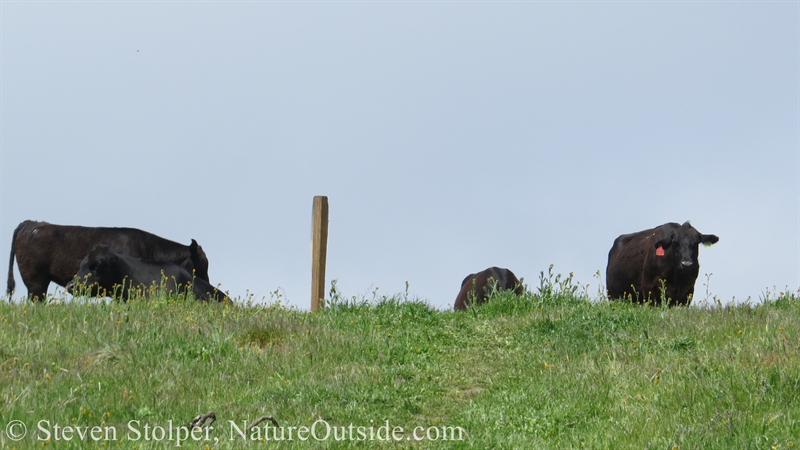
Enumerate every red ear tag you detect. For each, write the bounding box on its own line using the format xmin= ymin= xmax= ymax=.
xmin=655 ymin=246 xmax=665 ymax=257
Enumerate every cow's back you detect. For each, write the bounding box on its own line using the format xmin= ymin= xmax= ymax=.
xmin=454 ymin=267 xmax=522 ymax=310
xmin=18 ymin=222 xmax=161 ymax=284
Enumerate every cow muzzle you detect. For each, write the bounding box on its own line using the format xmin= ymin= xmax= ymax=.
xmin=680 ymin=260 xmax=694 ymax=268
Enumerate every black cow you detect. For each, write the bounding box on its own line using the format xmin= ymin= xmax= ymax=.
xmin=454 ymin=267 xmax=523 ymax=310
xmin=7 ymin=220 xmax=209 ymax=301
xmin=606 ymin=221 xmax=718 ymax=306
xmin=66 ymin=245 xmax=229 ymax=303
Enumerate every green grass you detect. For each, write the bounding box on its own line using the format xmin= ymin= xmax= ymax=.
xmin=0 ymin=273 xmax=799 ymax=449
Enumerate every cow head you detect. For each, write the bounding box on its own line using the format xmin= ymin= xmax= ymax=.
xmin=67 ymin=245 xmax=126 ymax=297
xmin=188 ymin=239 xmax=210 ymax=282
xmin=654 ymin=222 xmax=718 ymax=270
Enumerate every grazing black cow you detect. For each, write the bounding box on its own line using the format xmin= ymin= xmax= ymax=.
xmin=66 ymin=245 xmax=229 ymax=303
xmin=606 ymin=221 xmax=718 ymax=306
xmin=7 ymin=220 xmax=209 ymax=301
xmin=454 ymin=267 xmax=523 ymax=310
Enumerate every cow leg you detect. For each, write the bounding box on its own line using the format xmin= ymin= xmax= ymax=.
xmin=24 ymin=279 xmax=50 ymax=302
xmin=677 ymin=287 xmax=694 ymax=307
xmin=15 ymin=259 xmax=52 ymax=302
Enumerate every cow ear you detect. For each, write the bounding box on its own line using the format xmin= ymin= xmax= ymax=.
xmin=190 ymin=239 xmax=199 ymax=252
xmin=701 ymin=234 xmax=719 ymax=247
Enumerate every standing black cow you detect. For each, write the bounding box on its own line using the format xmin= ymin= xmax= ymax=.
xmin=66 ymin=245 xmax=229 ymax=303
xmin=454 ymin=267 xmax=523 ymax=310
xmin=7 ymin=220 xmax=210 ymax=301
xmin=606 ymin=221 xmax=718 ymax=306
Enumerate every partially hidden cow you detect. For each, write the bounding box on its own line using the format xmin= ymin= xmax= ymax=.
xmin=7 ymin=220 xmax=210 ymax=301
xmin=66 ymin=245 xmax=229 ymax=303
xmin=454 ymin=267 xmax=523 ymax=310
xmin=606 ymin=221 xmax=718 ymax=306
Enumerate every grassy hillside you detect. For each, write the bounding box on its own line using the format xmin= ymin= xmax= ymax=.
xmin=0 ymin=271 xmax=798 ymax=449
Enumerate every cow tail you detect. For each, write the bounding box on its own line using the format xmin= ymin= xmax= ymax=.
xmin=6 ymin=224 xmax=20 ymax=297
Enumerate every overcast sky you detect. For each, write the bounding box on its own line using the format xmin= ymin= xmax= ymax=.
xmin=2 ymin=1 xmax=798 ymax=309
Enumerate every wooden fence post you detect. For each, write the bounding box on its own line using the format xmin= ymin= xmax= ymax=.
xmin=311 ymin=196 xmax=329 ymax=311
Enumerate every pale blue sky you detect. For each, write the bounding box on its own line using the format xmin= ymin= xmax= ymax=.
xmin=2 ymin=1 xmax=798 ymax=309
